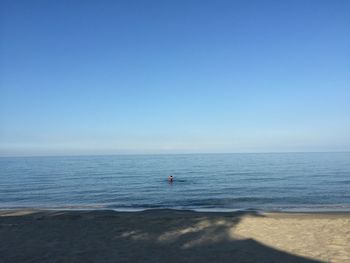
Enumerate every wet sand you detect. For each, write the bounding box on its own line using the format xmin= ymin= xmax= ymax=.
xmin=0 ymin=209 xmax=349 ymax=262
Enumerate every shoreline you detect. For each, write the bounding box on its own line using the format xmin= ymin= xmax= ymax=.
xmin=2 ymin=206 xmax=350 ymax=213
xmin=1 ymin=209 xmax=349 ymax=262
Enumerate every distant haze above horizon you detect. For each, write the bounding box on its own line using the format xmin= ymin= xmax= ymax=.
xmin=1 ymin=0 xmax=350 ymax=156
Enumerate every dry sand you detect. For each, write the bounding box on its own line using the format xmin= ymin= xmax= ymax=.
xmin=0 ymin=209 xmax=349 ymax=262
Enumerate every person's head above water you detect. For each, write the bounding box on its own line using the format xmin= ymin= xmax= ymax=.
xmin=168 ymin=175 xmax=173 ymax=182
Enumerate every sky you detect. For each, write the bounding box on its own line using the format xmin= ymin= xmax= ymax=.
xmin=0 ymin=0 xmax=350 ymax=156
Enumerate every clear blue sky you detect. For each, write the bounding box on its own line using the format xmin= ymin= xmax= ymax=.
xmin=1 ymin=0 xmax=349 ymax=156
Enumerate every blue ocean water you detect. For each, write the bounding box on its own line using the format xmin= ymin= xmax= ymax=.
xmin=0 ymin=153 xmax=350 ymax=211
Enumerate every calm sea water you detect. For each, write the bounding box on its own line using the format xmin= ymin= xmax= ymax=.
xmin=0 ymin=153 xmax=350 ymax=211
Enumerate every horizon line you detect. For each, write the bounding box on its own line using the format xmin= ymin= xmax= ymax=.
xmin=1 ymin=150 xmax=349 ymax=158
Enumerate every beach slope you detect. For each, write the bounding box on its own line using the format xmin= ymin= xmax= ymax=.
xmin=0 ymin=210 xmax=349 ymax=262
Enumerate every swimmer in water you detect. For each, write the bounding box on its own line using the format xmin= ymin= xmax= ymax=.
xmin=168 ymin=175 xmax=173 ymax=182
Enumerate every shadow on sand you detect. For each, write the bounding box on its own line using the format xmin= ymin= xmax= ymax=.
xmin=0 ymin=209 xmax=321 ymax=263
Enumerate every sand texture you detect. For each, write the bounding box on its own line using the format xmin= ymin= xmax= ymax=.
xmin=0 ymin=210 xmax=349 ymax=262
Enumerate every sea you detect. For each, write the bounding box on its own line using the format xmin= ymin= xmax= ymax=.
xmin=0 ymin=152 xmax=350 ymax=212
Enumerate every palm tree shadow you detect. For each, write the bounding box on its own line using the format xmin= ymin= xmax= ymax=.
xmin=0 ymin=209 xmax=321 ymax=262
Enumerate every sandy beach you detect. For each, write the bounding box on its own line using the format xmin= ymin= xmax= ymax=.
xmin=0 ymin=210 xmax=349 ymax=263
